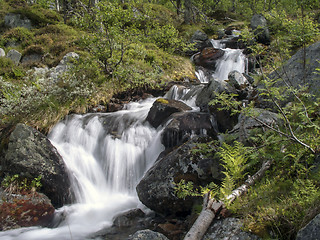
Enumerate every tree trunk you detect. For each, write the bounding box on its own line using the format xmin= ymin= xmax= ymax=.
xmin=184 ymin=0 xmax=193 ymax=24
xmin=183 ymin=159 xmax=273 ymax=240
xmin=184 ymin=194 xmax=223 ymax=240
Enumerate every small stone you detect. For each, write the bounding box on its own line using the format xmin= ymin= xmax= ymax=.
xmin=0 ymin=48 xmax=5 ymax=57
xmin=6 ymin=49 xmax=22 ymax=65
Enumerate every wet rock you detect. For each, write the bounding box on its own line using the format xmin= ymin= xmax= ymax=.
xmin=161 ymin=112 xmax=218 ymax=148
xmin=0 ymin=189 xmax=55 ymax=231
xmin=204 ymin=217 xmax=261 ymax=240
xmin=3 ymin=123 xmax=72 ymax=207
xmin=193 ymin=47 xmax=225 ymax=69
xmin=6 ymin=49 xmax=22 ymax=65
xmin=208 ymin=103 xmax=239 ymax=133
xmin=146 ymin=98 xmax=192 ymax=128
xmin=195 ymin=78 xmax=231 ymax=109
xmin=296 ymin=213 xmax=320 ymax=240
xmin=128 ymin=229 xmax=169 ymax=240
xmin=250 ymin=14 xmax=270 ymax=45
xmin=228 ymin=70 xmax=249 ymax=90
xmin=113 ymin=209 xmax=145 ymax=228
xmin=136 ymin=136 xmax=223 ymax=216
xmin=4 ymin=13 xmax=33 ymax=29
xmin=0 ymin=48 xmax=5 ymax=57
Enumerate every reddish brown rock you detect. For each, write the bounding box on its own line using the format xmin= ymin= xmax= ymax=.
xmin=0 ymin=190 xmax=55 ymax=231
xmin=193 ymin=47 xmax=225 ymax=69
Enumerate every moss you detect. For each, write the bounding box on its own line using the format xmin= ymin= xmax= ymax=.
xmin=1 ymin=27 xmax=34 ymax=48
xmin=36 ymin=24 xmax=78 ymax=37
xmin=23 ymin=45 xmax=44 ymax=56
xmin=13 ymin=5 xmax=62 ymax=26
xmin=156 ymin=98 xmax=169 ymax=104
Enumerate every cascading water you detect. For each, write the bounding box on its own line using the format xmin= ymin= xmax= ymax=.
xmin=0 ymin=98 xmax=165 ymax=240
xmin=0 ymin=36 xmax=247 ymax=240
xmin=195 ymin=38 xmax=247 ymax=83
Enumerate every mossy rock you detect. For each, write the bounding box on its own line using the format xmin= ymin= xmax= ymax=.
xmin=13 ymin=5 xmax=62 ymax=26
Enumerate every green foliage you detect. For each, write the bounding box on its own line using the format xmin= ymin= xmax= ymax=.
xmin=0 ymin=57 xmax=25 ymax=80
xmin=266 ymin=10 xmax=320 ymax=51
xmin=175 ymin=141 xmax=250 ymax=202
xmin=1 ymin=174 xmax=42 ymax=194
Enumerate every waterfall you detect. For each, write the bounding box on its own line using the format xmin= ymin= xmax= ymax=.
xmin=212 ymin=48 xmax=246 ymax=81
xmin=0 ymin=98 xmax=164 ymax=240
xmin=195 ymin=38 xmax=246 ymax=83
xmin=0 ymin=36 xmax=247 ymax=240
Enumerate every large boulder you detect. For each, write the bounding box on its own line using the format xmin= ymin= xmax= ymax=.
xmin=161 ymin=112 xmax=218 ymax=148
xmin=49 ymin=52 xmax=79 ymax=82
xmin=136 ymin=136 xmax=223 ymax=216
xmin=296 ymin=213 xmax=320 ymax=240
xmin=192 ymin=47 xmax=225 ymax=69
xmin=186 ymin=30 xmax=212 ymax=55
xmin=267 ymin=41 xmax=320 ymax=99
xmin=4 ymin=13 xmax=33 ymax=29
xmin=195 ymin=78 xmax=230 ymax=109
xmin=250 ymin=14 xmax=270 ymax=45
xmin=0 ymin=189 xmax=55 ymax=231
xmin=146 ymin=98 xmax=192 ymax=128
xmin=204 ymin=218 xmax=260 ymax=240
xmin=2 ymin=123 xmax=72 ymax=207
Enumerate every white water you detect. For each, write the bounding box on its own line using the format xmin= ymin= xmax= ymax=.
xmin=195 ymin=38 xmax=247 ymax=83
xmin=0 ymin=98 xmax=165 ymax=240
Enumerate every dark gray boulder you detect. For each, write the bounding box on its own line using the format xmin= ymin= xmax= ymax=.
xmin=267 ymin=40 xmax=320 ymax=99
xmin=3 ymin=123 xmax=72 ymax=207
xmin=4 ymin=13 xmax=33 ymax=29
xmin=161 ymin=112 xmax=218 ymax=148
xmin=113 ymin=209 xmax=145 ymax=228
xmin=204 ymin=218 xmax=261 ymax=240
xmin=296 ymin=213 xmax=320 ymax=240
xmin=136 ymin=136 xmax=223 ymax=215
xmin=250 ymin=14 xmax=270 ymax=45
xmin=146 ymin=98 xmax=192 ymax=128
xmin=195 ymin=78 xmax=230 ymax=109
xmin=21 ymin=54 xmax=43 ymax=65
xmin=128 ymin=230 xmax=169 ymax=240
xmin=187 ymin=30 xmax=212 ymax=55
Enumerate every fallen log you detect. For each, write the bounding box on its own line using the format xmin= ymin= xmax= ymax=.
xmin=184 ymin=159 xmax=273 ymax=240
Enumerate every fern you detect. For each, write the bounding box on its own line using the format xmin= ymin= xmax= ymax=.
xmin=174 ymin=141 xmax=251 ymax=202
xmin=217 ymin=141 xmax=250 ymax=184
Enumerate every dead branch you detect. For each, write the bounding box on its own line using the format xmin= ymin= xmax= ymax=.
xmin=183 ymin=159 xmax=273 ymax=240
